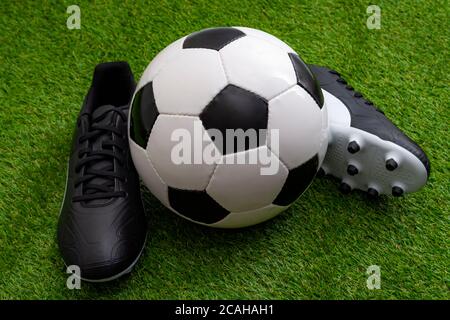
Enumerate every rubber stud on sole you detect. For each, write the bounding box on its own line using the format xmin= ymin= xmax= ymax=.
xmin=339 ymin=182 xmax=352 ymax=194
xmin=347 ymin=164 xmax=359 ymax=176
xmin=347 ymin=141 xmax=360 ymax=154
xmin=392 ymin=186 xmax=404 ymax=197
xmin=367 ymin=188 xmax=379 ymax=198
xmin=386 ymin=158 xmax=398 ymax=171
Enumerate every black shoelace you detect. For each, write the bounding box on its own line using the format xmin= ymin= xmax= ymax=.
xmin=72 ymin=106 xmax=128 ymax=202
xmin=329 ymin=69 xmax=385 ymax=115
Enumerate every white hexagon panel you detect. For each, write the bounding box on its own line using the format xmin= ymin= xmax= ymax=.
xmin=267 ymin=85 xmax=326 ymax=170
xmin=219 ymin=35 xmax=297 ymax=100
xmin=147 ymin=114 xmax=220 ymax=190
xmin=206 ymin=146 xmax=288 ymax=212
xmin=152 ymin=49 xmax=228 ymax=115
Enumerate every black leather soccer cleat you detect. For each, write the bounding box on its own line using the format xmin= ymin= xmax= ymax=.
xmin=308 ymin=64 xmax=430 ymax=197
xmin=57 ymin=62 xmax=147 ymax=282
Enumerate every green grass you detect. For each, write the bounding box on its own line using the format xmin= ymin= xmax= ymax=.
xmin=0 ymin=0 xmax=448 ymax=299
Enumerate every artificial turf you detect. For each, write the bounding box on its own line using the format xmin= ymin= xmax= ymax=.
xmin=0 ymin=0 xmax=448 ymax=299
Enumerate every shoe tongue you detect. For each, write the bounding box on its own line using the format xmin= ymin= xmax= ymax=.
xmin=84 ymin=105 xmax=120 ymax=205
xmin=92 ymin=104 xmax=116 ymax=123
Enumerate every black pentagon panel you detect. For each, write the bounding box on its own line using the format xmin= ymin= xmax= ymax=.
xmin=200 ymin=85 xmax=268 ymax=154
xmin=130 ymin=82 xmax=159 ymax=148
xmin=183 ymin=27 xmax=246 ymax=51
xmin=168 ymin=187 xmax=230 ymax=224
xmin=288 ymin=53 xmax=324 ymax=108
xmin=273 ymin=154 xmax=319 ymax=206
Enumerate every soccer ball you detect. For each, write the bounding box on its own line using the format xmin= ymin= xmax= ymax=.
xmin=129 ymin=27 xmax=328 ymax=228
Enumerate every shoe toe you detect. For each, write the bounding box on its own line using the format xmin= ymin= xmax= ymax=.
xmin=57 ymin=208 xmax=146 ymax=282
xmin=78 ymin=253 xmax=139 ymax=282
xmin=59 ymin=237 xmax=144 ymax=282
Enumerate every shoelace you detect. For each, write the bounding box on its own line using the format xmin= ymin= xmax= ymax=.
xmin=329 ymin=69 xmax=385 ymax=115
xmin=72 ymin=106 xmax=128 ymax=202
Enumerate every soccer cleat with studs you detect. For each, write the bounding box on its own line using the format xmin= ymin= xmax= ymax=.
xmin=308 ymin=64 xmax=430 ymax=197
xmin=347 ymin=164 xmax=359 ymax=176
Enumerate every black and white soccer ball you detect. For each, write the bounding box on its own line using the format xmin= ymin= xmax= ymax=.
xmin=129 ymin=27 xmax=328 ymax=228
